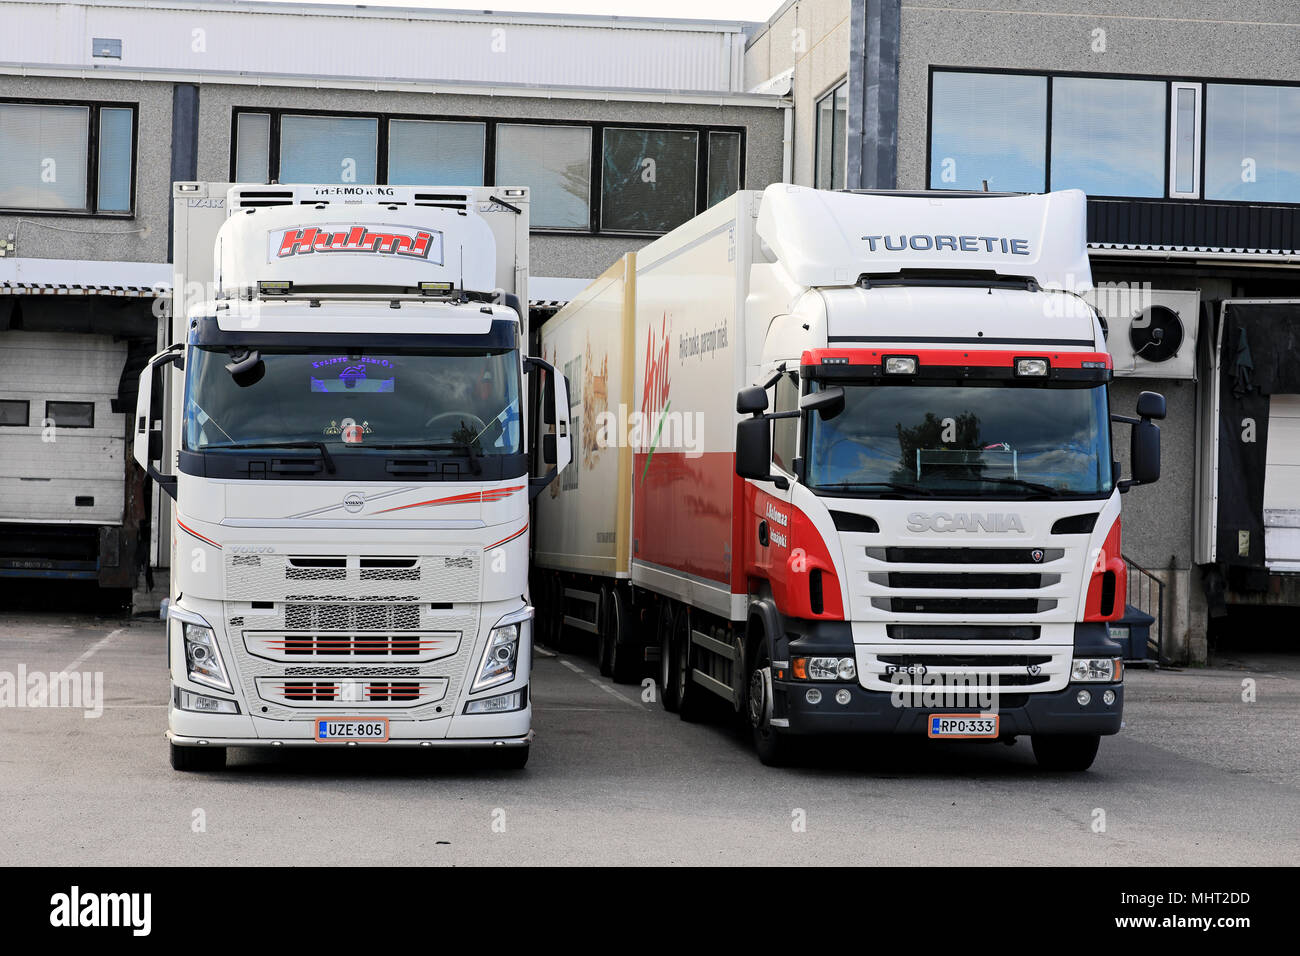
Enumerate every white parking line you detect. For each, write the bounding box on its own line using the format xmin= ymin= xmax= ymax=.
xmin=30 ymin=626 xmax=127 ymax=707
xmin=551 ymin=654 xmax=643 ymax=709
xmin=66 ymin=627 xmax=128 ymax=673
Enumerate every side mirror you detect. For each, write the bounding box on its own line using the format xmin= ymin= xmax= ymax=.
xmin=736 ymin=386 xmax=768 ymax=415
xmin=1131 ymin=419 xmax=1161 ymax=485
xmin=1136 ymin=390 xmax=1166 ymax=420
xmin=133 ymin=346 xmax=181 ymax=500
xmin=525 ymin=355 xmax=572 ymax=499
xmin=800 ymin=386 xmax=845 ymax=421
xmin=736 ymin=417 xmax=772 ymax=481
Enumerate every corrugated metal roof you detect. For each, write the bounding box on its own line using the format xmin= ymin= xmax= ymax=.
xmin=0 ymin=0 xmax=754 ymax=93
xmin=0 ymin=257 xmax=170 ymax=296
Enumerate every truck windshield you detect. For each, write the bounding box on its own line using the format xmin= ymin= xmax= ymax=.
xmin=184 ymin=346 xmax=522 ymax=455
xmin=805 ymin=383 xmax=1113 ymax=498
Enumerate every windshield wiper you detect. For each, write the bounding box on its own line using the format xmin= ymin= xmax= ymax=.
xmin=366 ymin=442 xmax=482 ymax=475
xmin=209 ymin=441 xmax=336 ymax=474
xmin=816 ymin=481 xmax=934 ymax=496
xmin=943 ymin=476 xmax=1065 ymax=497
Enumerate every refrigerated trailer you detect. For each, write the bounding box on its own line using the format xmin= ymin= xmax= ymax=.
xmin=134 ymin=183 xmax=571 ymax=771
xmin=534 ymin=185 xmax=1165 ymax=769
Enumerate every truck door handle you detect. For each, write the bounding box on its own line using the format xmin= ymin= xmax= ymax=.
xmin=758 ymin=519 xmax=769 ymax=547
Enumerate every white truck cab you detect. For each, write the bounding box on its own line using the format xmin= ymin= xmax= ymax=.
xmin=135 ymin=184 xmax=571 ymax=770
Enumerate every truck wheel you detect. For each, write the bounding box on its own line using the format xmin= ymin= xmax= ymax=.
xmin=596 ymin=585 xmax=614 ymax=676
xmin=658 ymin=602 xmax=680 ymax=712
xmin=675 ymin=607 xmax=707 ymax=721
xmin=1031 ymin=734 xmax=1100 ymax=772
xmin=169 ymin=743 xmax=226 ymax=772
xmin=605 ymin=588 xmax=639 ymax=684
xmin=748 ymin=641 xmax=795 ymax=766
xmin=491 ymin=744 xmax=530 ymax=770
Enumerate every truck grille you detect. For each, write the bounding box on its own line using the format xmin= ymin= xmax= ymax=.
xmin=872 ymin=597 xmax=1056 ymax=614
xmin=857 ymin=646 xmax=1071 ymax=694
xmin=245 ymin=631 xmax=461 ymax=661
xmin=255 ymin=677 xmax=450 ymax=708
xmin=866 ymin=547 xmax=1064 ymax=564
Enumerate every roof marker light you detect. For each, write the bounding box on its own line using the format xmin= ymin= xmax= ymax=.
xmin=257 ymin=280 xmax=292 ymax=294
xmin=419 ymin=281 xmax=454 ymax=294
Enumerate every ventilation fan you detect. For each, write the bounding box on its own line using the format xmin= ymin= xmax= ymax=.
xmin=1084 ymin=288 xmax=1199 ymax=379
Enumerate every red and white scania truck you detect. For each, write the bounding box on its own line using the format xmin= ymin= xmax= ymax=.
xmin=135 ymin=182 xmax=571 ymax=770
xmin=534 ymin=184 xmax=1164 ymax=769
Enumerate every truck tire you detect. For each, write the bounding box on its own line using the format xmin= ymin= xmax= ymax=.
xmin=1031 ymin=734 xmax=1100 ymax=772
xmin=658 ymin=602 xmax=680 ymax=713
xmin=605 ymin=588 xmax=639 ymax=685
xmin=169 ymin=743 xmax=226 ymax=772
xmin=747 ymin=639 xmax=796 ymax=766
xmin=674 ymin=606 xmax=707 ymax=721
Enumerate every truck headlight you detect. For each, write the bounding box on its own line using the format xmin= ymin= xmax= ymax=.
xmin=792 ymin=656 xmax=857 ymax=681
xmin=472 ymin=609 xmax=531 ymax=692
xmin=1071 ymin=657 xmax=1122 ymax=683
xmin=178 ymin=619 xmax=232 ymax=693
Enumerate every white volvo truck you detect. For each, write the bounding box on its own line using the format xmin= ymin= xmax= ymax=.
xmin=135 ymin=183 xmax=570 ymax=770
xmin=535 ymin=185 xmax=1164 ymax=770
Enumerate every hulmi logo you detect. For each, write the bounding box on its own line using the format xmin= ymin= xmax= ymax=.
xmin=50 ymin=886 xmax=151 ymax=936
xmin=272 ymin=224 xmax=443 ymax=262
xmin=906 ymin=512 xmax=1026 ymax=533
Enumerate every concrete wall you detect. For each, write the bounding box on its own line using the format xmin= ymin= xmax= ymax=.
xmin=0 ymin=75 xmax=173 ymax=264
xmin=745 ymin=0 xmax=850 ymax=186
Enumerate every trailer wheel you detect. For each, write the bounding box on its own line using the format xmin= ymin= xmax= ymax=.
xmin=674 ymin=607 xmax=707 ymax=721
xmin=658 ymin=602 xmax=680 ymax=712
xmin=748 ymin=640 xmax=796 ymax=767
xmin=169 ymin=743 xmax=226 ymax=772
xmin=605 ymin=588 xmax=639 ymax=684
xmin=1031 ymin=734 xmax=1100 ymax=772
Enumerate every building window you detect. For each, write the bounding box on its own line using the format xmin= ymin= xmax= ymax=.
xmin=815 ymin=81 xmax=848 ymax=189
xmin=707 ymin=130 xmax=742 ymax=207
xmin=1205 ymin=83 xmax=1300 ymax=203
xmin=389 ymin=119 xmax=485 ymax=186
xmin=601 ymin=127 xmax=698 ymax=233
xmin=0 ymin=399 xmax=29 ymax=426
xmin=1051 ymin=77 xmax=1166 ymax=197
xmin=496 ymin=124 xmax=592 ymax=231
xmin=1169 ymin=83 xmax=1202 ymax=198
xmin=930 ymin=72 xmax=1047 ymax=193
xmin=231 ymin=108 xmax=742 ymax=235
xmin=0 ymin=101 xmax=135 ymax=214
xmin=234 ymin=112 xmax=271 ymax=183
xmin=46 ymin=401 xmax=94 ymax=429
xmin=279 ymin=114 xmax=378 ymax=185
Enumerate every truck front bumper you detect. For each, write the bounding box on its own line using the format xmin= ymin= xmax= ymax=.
xmin=773 ymin=682 xmax=1123 ymax=737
